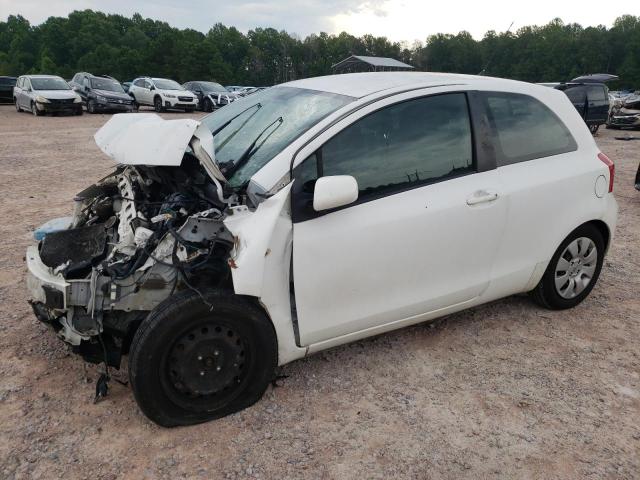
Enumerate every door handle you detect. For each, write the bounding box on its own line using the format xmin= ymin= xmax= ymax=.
xmin=466 ymin=190 xmax=498 ymax=206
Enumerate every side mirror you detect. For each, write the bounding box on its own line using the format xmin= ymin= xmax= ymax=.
xmin=313 ymin=175 xmax=359 ymax=212
xmin=149 ymin=85 xmax=155 ymax=91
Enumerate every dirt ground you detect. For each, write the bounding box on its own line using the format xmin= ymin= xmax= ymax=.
xmin=0 ymin=104 xmax=638 ymax=480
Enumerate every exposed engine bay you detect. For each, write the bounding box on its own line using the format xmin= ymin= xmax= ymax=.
xmin=29 ymin=154 xmax=244 ymax=368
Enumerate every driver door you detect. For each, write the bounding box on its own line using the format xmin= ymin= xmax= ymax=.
xmin=291 ymin=91 xmax=506 ymax=346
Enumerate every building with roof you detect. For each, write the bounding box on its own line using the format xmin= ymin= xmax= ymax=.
xmin=331 ymin=55 xmax=414 ymax=74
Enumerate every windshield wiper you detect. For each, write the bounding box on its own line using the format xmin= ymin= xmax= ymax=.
xmin=221 ymin=117 xmax=283 ymax=176
xmin=210 ymin=102 xmax=262 ymax=138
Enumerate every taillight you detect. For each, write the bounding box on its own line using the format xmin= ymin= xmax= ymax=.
xmin=597 ymin=152 xmax=614 ymax=193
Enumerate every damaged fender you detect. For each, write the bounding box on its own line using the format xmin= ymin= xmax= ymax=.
xmin=224 ymin=183 xmax=307 ymax=364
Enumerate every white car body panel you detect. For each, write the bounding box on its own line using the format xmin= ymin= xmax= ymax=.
xmin=244 ymin=75 xmax=617 ymax=360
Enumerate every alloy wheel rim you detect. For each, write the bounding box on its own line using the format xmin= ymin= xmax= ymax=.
xmin=554 ymin=237 xmax=598 ymax=299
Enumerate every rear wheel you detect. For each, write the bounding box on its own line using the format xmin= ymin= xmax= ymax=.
xmin=203 ymin=98 xmax=213 ymax=112
xmin=531 ymin=224 xmax=605 ymax=310
xmin=589 ymin=124 xmax=600 ymax=134
xmin=128 ymin=289 xmax=277 ymax=427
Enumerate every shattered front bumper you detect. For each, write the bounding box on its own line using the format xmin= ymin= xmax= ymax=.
xmin=26 ymin=245 xmax=94 ymax=345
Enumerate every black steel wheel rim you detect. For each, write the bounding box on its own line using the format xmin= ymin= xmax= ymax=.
xmin=160 ymin=320 xmax=251 ymax=412
xmin=154 ymin=98 xmax=162 ymax=112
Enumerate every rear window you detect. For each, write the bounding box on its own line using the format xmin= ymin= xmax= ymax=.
xmin=483 ymin=92 xmax=577 ymax=166
xmin=0 ymin=77 xmax=16 ymax=86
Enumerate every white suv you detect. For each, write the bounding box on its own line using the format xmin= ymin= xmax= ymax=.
xmin=128 ymin=77 xmax=197 ymax=112
xmin=25 ymin=72 xmax=617 ymax=427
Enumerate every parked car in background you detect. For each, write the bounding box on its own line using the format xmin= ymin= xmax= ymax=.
xmin=183 ymin=81 xmax=237 ymax=111
xmin=70 ymin=72 xmax=135 ymax=113
xmin=13 ymin=75 xmax=83 ymax=116
xmin=25 ymin=72 xmax=617 ymax=427
xmin=225 ymin=85 xmax=245 ymax=94
xmin=607 ymin=93 xmax=640 ymax=129
xmin=128 ymin=77 xmax=198 ymax=112
xmin=0 ymin=76 xmax=17 ymax=103
xmin=555 ymin=83 xmax=609 ymax=134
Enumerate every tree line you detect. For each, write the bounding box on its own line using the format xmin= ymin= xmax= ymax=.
xmin=1 ymin=10 xmax=639 ymax=88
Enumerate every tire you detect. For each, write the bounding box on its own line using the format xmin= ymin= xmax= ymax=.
xmin=203 ymin=99 xmax=213 ymax=113
xmin=15 ymin=99 xmax=21 ymax=112
xmin=87 ymin=99 xmax=96 ymax=114
xmin=530 ymin=223 xmax=605 ymax=310
xmin=154 ymin=96 xmax=164 ymax=113
xmin=128 ymin=289 xmax=277 ymax=427
xmin=589 ymin=124 xmax=600 ymax=134
xmin=31 ymin=102 xmax=43 ymax=116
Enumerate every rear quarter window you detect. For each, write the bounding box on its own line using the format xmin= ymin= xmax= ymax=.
xmin=482 ymin=92 xmax=577 ymax=166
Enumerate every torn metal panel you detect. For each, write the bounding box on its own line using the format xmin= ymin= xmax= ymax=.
xmin=94 ymin=113 xmax=226 ymax=182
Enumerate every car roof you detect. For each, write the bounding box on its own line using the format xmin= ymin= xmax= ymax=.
xmin=24 ymin=74 xmax=64 ymax=79
xmin=282 ymin=72 xmax=537 ymax=99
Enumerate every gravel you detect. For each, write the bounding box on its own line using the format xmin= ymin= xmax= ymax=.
xmin=0 ymin=105 xmax=638 ymax=479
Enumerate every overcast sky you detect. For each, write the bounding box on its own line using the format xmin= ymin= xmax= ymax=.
xmin=1 ymin=0 xmax=638 ymax=43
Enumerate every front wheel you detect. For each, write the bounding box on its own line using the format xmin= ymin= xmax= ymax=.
xmin=589 ymin=124 xmax=600 ymax=134
xmin=530 ymin=224 xmax=605 ymax=310
xmin=203 ymin=98 xmax=213 ymax=112
xmin=154 ymin=96 xmax=164 ymax=113
xmin=87 ymin=99 xmax=96 ymax=114
xmin=15 ymin=99 xmax=21 ymax=112
xmin=128 ymin=289 xmax=277 ymax=427
xmin=31 ymin=102 xmax=43 ymax=116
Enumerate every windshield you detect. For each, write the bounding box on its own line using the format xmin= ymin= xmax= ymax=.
xmin=199 ymin=82 xmax=228 ymax=93
xmin=91 ymin=78 xmax=125 ymax=93
xmin=201 ymin=86 xmax=355 ymax=188
xmin=30 ymin=77 xmax=70 ymax=91
xmin=154 ymin=79 xmax=184 ymax=90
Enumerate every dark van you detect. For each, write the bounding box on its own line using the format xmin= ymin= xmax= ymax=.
xmin=555 ymin=82 xmax=609 ymax=134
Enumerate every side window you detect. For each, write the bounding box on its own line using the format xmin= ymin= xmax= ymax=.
xmin=133 ymin=79 xmax=143 ymax=87
xmin=586 ymin=85 xmax=606 ymax=103
xmin=296 ymin=93 xmax=473 ymax=205
xmin=144 ymin=80 xmax=152 ymax=89
xmin=483 ymin=92 xmax=577 ymax=166
xmin=564 ymin=86 xmax=586 ymax=104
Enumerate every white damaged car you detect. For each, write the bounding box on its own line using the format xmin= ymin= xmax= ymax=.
xmin=26 ymin=72 xmax=617 ymax=427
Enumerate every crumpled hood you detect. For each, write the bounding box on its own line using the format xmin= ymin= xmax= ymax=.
xmin=94 ymin=113 xmax=226 ymax=182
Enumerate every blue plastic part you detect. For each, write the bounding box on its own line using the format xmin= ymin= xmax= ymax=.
xmin=33 ymin=216 xmax=74 ymax=241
